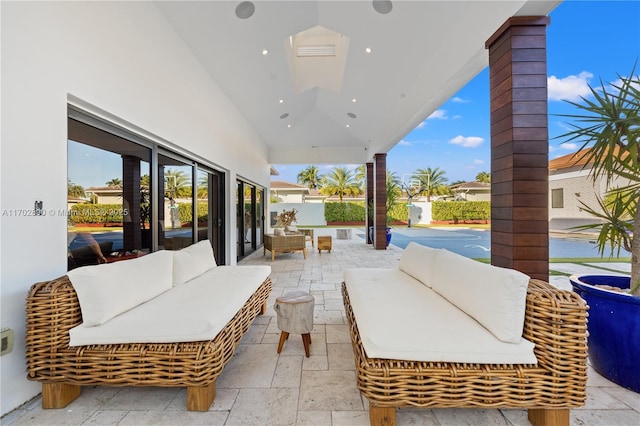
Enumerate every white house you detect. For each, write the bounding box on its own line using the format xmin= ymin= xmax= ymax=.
xmin=548 ymin=148 xmax=628 ymax=231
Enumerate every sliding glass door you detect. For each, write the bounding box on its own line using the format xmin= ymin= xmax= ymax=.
xmin=236 ymin=180 xmax=265 ymax=261
xmin=67 ymin=109 xmax=227 ymax=268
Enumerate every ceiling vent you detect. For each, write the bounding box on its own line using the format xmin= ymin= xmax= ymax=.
xmin=297 ymin=45 xmax=336 ymax=57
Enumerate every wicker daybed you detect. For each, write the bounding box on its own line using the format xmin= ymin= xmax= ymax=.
xmin=342 ymin=243 xmax=588 ymax=426
xmin=25 ymin=242 xmax=272 ymax=412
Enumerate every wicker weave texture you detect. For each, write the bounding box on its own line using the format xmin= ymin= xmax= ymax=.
xmin=265 ymin=234 xmax=306 ymax=251
xmin=26 ymin=275 xmax=272 ymax=388
xmin=342 ymin=279 xmax=588 ymax=409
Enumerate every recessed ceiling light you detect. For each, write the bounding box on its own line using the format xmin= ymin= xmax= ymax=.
xmin=352 ymin=98 xmax=357 ymax=103
xmin=347 ymin=112 xmax=357 ymax=119
xmin=262 ymin=49 xmax=269 ymax=56
xmin=279 ymin=99 xmax=284 ymax=104
xmin=346 ymin=124 xmax=350 ymax=128
xmin=235 ymin=1 xmax=255 ymax=19
xmin=287 ymin=124 xmax=292 ymax=128
xmin=280 ymin=113 xmax=289 ymax=119
xmin=373 ymin=0 xmax=393 ymax=15
xmin=365 ymin=47 xmax=372 ymax=54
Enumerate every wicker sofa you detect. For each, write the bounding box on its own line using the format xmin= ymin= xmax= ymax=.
xmin=342 ymin=242 xmax=588 ymax=426
xmin=26 ymin=241 xmax=272 ymax=412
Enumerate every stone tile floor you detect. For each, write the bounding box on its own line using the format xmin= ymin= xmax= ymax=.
xmin=4 ymin=229 xmax=639 ymax=425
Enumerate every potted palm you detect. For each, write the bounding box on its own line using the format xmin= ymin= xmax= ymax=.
xmin=558 ymin=66 xmax=639 ymax=393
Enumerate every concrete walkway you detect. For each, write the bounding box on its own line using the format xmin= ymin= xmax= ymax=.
xmin=4 ymin=230 xmax=639 ymax=425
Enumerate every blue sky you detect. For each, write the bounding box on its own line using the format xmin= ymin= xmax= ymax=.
xmin=273 ymin=0 xmax=640 ymax=185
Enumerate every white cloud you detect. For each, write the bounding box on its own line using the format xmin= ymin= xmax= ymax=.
xmin=415 ymin=121 xmax=426 ymax=129
xmin=427 ymin=109 xmax=447 ymax=120
xmin=548 ymin=71 xmax=593 ymax=102
xmin=452 ymin=96 xmax=470 ymax=103
xmin=398 ymin=140 xmax=412 ymax=146
xmin=560 ymin=142 xmax=578 ymax=151
xmin=449 ymin=135 xmax=484 ymax=148
xmin=549 ymin=145 xmax=556 ymax=153
xmin=452 ymin=114 xmax=462 ymax=119
xmin=473 ymin=159 xmax=485 ymax=164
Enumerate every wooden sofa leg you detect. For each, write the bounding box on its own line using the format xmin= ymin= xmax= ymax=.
xmin=187 ymin=381 xmax=216 ymax=411
xmin=528 ymin=409 xmax=569 ymax=426
xmin=41 ymin=383 xmax=81 ymax=408
xmin=369 ymin=405 xmax=395 ymax=426
xmin=260 ymin=300 xmax=267 ymax=314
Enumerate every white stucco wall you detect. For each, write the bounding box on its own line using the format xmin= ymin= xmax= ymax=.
xmin=0 ymin=1 xmax=269 ymax=414
xmin=268 ymin=203 xmax=327 ymax=230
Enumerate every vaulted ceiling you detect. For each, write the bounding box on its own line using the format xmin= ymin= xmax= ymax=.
xmin=155 ymin=1 xmax=560 ymax=165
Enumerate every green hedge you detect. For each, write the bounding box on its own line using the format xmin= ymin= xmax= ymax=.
xmin=178 ymin=202 xmax=209 ymax=223
xmin=432 ymin=201 xmax=490 ymax=222
xmin=388 ymin=203 xmax=408 ymax=223
xmin=69 ymin=204 xmax=125 ymax=224
xmin=324 ymin=201 xmax=408 ymax=223
xmin=325 ymin=202 xmax=366 ymax=222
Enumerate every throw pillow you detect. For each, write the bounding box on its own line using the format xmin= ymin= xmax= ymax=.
xmin=172 ymin=240 xmax=217 ymax=285
xmin=68 ymin=250 xmax=173 ymax=326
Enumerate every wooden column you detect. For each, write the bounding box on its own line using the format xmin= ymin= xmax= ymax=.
xmin=486 ymin=16 xmax=550 ymax=281
xmin=373 ymin=154 xmax=387 ymax=250
xmin=122 ymin=155 xmax=141 ymax=251
xmin=366 ymin=162 xmax=374 ymax=244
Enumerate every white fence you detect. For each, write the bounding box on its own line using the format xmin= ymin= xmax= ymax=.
xmin=268 ymin=201 xmax=435 ymax=230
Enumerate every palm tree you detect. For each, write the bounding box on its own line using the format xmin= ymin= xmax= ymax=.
xmin=320 ymin=166 xmax=362 ymax=202
xmin=164 ymin=169 xmax=191 ymax=199
xmin=197 ymin=175 xmax=209 ymax=198
xmin=355 ymin=164 xmax=366 ymax=188
xmin=558 ymin=68 xmax=640 ymax=295
xmin=476 ymin=171 xmax=491 ymax=183
xmin=412 ymin=167 xmax=449 ymax=202
xmin=67 ymin=179 xmax=85 ymax=198
xmin=297 ymin=165 xmax=323 ymax=190
xmin=386 ymin=171 xmax=402 ymax=224
xmin=105 ymin=178 xmax=122 ymax=187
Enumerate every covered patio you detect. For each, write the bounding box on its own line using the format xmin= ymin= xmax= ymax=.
xmin=4 ymin=232 xmax=639 ymax=425
xmin=1 ymin=1 xmax=634 ymax=423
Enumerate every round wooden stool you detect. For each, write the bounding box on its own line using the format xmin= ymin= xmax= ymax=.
xmin=274 ymin=291 xmax=315 ymax=357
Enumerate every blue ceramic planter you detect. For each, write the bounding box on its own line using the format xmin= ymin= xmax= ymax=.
xmin=368 ymin=226 xmax=392 ymax=246
xmin=570 ymin=274 xmax=640 ymax=393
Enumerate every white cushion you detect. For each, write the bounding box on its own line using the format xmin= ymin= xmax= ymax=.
xmin=431 ymin=249 xmax=530 ymax=344
xmin=398 ymin=242 xmax=439 ymax=288
xmin=69 ymin=265 xmax=271 ymax=345
xmin=68 ymin=250 xmax=173 ymax=326
xmin=343 ymin=269 xmax=536 ymax=364
xmin=274 ymin=228 xmax=286 ymax=236
xmin=172 ymin=240 xmax=217 ymax=285
xmin=285 ymin=225 xmax=298 ymax=232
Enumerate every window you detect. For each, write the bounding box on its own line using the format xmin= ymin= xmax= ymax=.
xmin=67 ymin=118 xmax=151 ymax=270
xmin=67 ymin=110 xmax=227 ymax=269
xmin=551 ymin=188 xmax=564 ymax=208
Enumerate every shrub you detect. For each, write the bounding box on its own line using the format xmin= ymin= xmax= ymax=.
xmin=325 ymin=202 xmax=366 ymax=222
xmin=178 ymin=202 xmax=209 ymax=223
xmin=432 ymin=201 xmax=490 ymax=222
xmin=68 ymin=204 xmax=124 ymax=224
xmin=388 ymin=203 xmax=408 ymax=223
